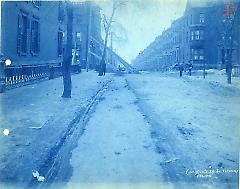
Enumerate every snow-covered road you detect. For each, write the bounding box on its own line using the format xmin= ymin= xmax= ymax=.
xmin=0 ymin=71 xmax=239 ymax=189
xmin=63 ymin=72 xmax=239 ymax=189
xmin=64 ymin=77 xmax=173 ymax=189
xmin=126 ymin=72 xmax=239 ymax=189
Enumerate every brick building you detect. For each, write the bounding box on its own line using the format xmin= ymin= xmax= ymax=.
xmin=72 ymin=1 xmax=102 ymax=69
xmin=133 ymin=0 xmax=240 ymax=72
xmin=1 ymin=1 xmax=66 ymax=66
xmin=0 ymin=1 xmax=130 ymax=73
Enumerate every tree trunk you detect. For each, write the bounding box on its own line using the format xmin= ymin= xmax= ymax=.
xmin=226 ymin=33 xmax=233 ymax=84
xmin=227 ymin=33 xmax=233 ymax=84
xmin=62 ymin=3 xmax=72 ymax=98
xmin=99 ymin=3 xmax=117 ymax=76
xmin=86 ymin=3 xmax=92 ymax=72
xmin=227 ymin=51 xmax=233 ymax=84
xmin=99 ymin=30 xmax=109 ymax=76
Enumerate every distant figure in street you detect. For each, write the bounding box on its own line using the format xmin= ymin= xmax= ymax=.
xmin=102 ymin=61 xmax=106 ymax=76
xmin=179 ymin=64 xmax=184 ymax=77
xmin=188 ymin=63 xmax=193 ymax=76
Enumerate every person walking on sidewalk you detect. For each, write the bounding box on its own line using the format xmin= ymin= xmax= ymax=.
xmin=102 ymin=60 xmax=106 ymax=76
xmin=188 ymin=63 xmax=193 ymax=76
xmin=179 ymin=64 xmax=184 ymax=77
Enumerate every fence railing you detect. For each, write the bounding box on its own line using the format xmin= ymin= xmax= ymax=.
xmin=233 ymin=65 xmax=240 ymax=77
xmin=0 ymin=64 xmax=81 ymax=92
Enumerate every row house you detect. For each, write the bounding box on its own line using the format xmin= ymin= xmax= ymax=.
xmin=72 ymin=2 xmax=129 ymax=72
xmin=133 ymin=0 xmax=240 ymax=71
xmin=0 ymin=1 xmax=129 ymax=74
xmin=1 ymin=1 xmax=104 ymax=70
xmin=72 ymin=1 xmax=102 ymax=69
xmin=1 ymin=1 xmax=66 ymax=66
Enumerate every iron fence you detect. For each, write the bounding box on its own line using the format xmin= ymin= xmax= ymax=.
xmin=0 ymin=64 xmax=81 ymax=92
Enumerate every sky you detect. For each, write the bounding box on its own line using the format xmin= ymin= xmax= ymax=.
xmin=94 ymin=0 xmax=188 ymax=63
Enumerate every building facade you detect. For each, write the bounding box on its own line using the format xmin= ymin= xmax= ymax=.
xmin=133 ymin=0 xmax=240 ymax=72
xmin=1 ymin=1 xmax=129 ymax=73
xmin=1 ymin=1 xmax=66 ymax=66
xmin=72 ymin=1 xmax=102 ymax=69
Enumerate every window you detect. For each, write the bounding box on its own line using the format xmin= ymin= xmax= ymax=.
xmin=199 ymin=49 xmax=204 ymax=60
xmin=58 ymin=31 xmax=63 ymax=56
xmin=193 ymin=49 xmax=198 ymax=60
xmin=17 ymin=12 xmax=29 ymax=55
xmin=76 ymin=32 xmax=81 ymax=45
xmin=31 ymin=18 xmax=40 ymax=55
xmin=191 ymin=30 xmax=204 ymax=40
xmin=192 ymin=49 xmax=204 ymax=60
xmin=200 ymin=13 xmax=205 ymax=23
xmin=199 ymin=30 xmax=204 ymax=40
xmin=195 ymin=30 xmax=200 ymax=40
xmin=191 ymin=31 xmax=194 ymax=40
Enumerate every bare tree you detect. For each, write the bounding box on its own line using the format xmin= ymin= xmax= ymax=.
xmin=62 ymin=2 xmax=73 ymax=98
xmin=110 ymin=21 xmax=128 ymax=46
xmin=98 ymin=0 xmax=126 ymax=76
xmin=223 ymin=1 xmax=239 ymax=84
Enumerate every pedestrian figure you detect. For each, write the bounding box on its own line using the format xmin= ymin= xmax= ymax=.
xmin=179 ymin=64 xmax=184 ymax=77
xmin=188 ymin=63 xmax=193 ymax=76
xmin=102 ymin=60 xmax=106 ymax=76
xmin=49 ymin=66 xmax=54 ymax=80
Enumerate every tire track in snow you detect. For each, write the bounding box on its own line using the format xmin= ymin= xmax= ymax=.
xmin=124 ymin=76 xmax=237 ymax=189
xmin=25 ymin=79 xmax=112 ymax=189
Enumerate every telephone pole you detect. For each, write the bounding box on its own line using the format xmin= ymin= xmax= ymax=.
xmin=223 ymin=1 xmax=239 ymax=84
xmin=86 ymin=2 xmax=92 ymax=72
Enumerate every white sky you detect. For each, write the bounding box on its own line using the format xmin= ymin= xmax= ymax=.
xmin=95 ymin=0 xmax=187 ymax=63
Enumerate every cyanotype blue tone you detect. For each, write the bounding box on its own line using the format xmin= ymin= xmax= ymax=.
xmin=0 ymin=0 xmax=239 ymax=189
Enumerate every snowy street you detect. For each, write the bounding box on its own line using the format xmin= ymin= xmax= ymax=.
xmin=1 ymin=1 xmax=240 ymax=189
xmin=65 ymin=77 xmax=169 ymax=189
xmin=0 ymin=71 xmax=239 ymax=189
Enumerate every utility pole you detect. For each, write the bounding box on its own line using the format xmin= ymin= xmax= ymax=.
xmin=223 ymin=1 xmax=239 ymax=84
xmin=86 ymin=2 xmax=92 ymax=72
xmin=203 ymin=58 xmax=206 ymax=79
xmin=62 ymin=2 xmax=73 ymax=98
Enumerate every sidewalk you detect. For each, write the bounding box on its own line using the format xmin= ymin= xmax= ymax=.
xmin=164 ymin=69 xmax=240 ymax=88
xmin=0 ymin=71 xmax=113 ymax=187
